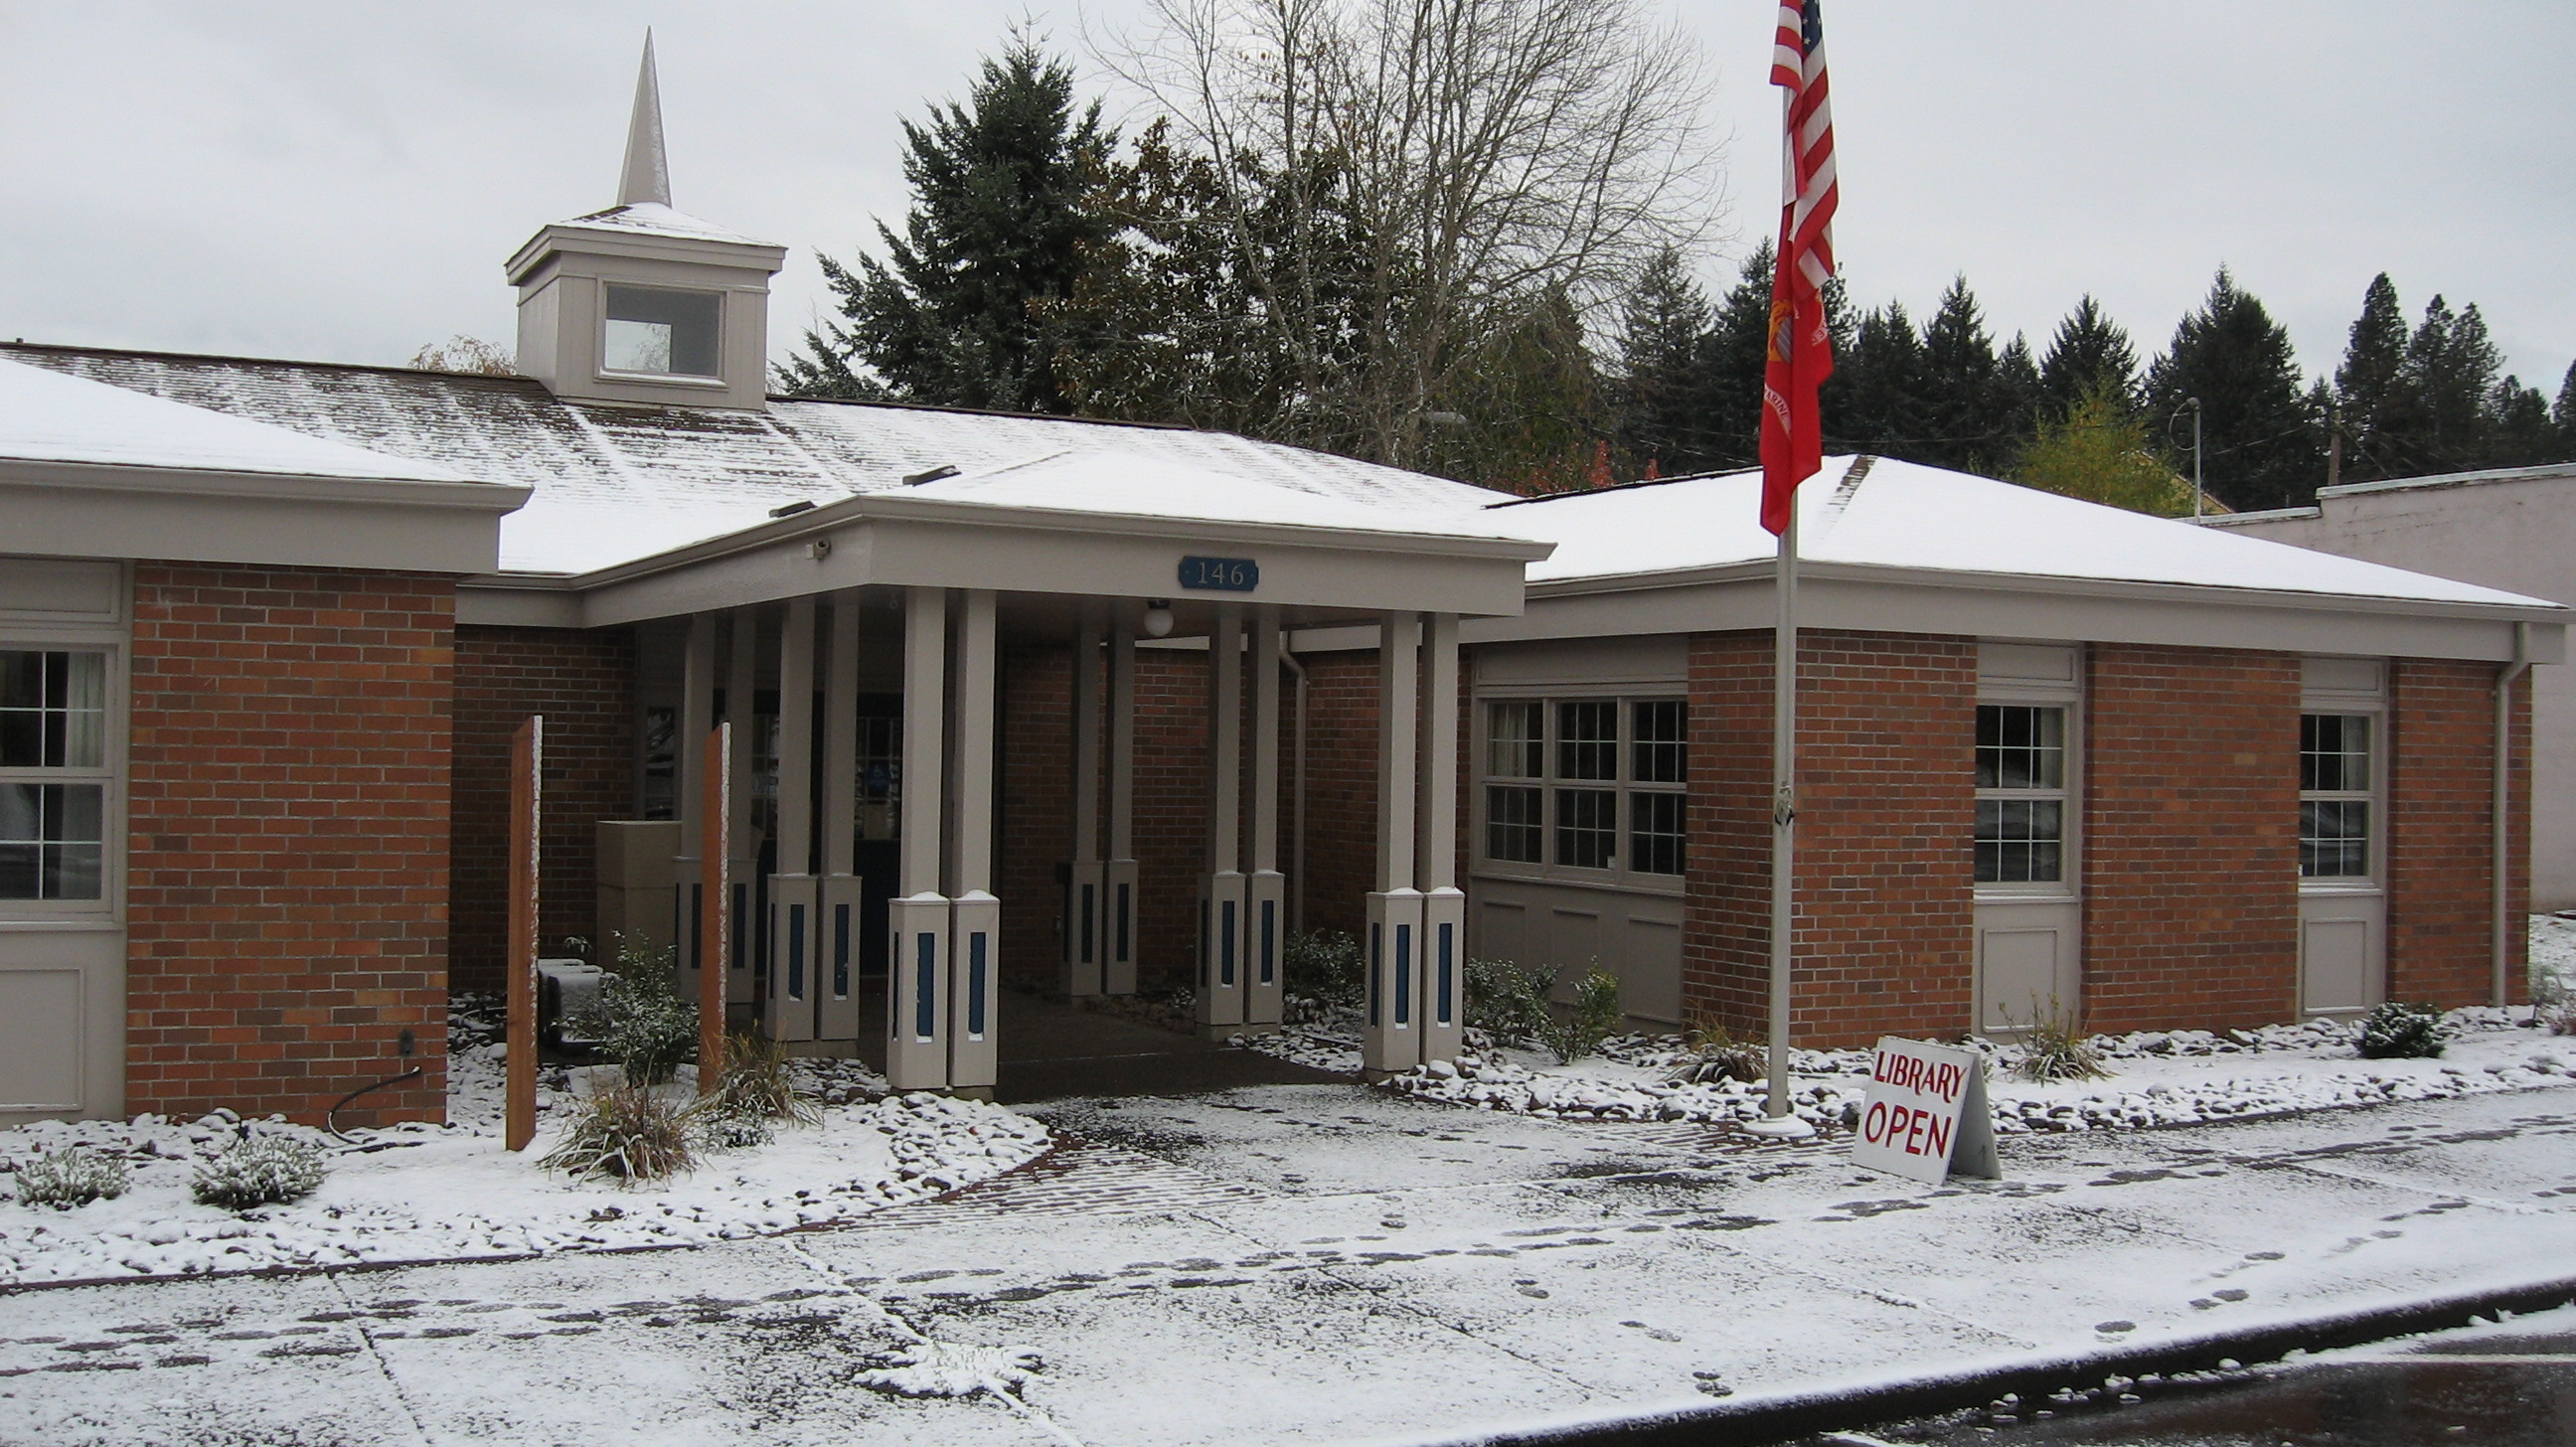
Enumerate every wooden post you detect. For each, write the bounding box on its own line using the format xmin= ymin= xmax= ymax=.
xmin=700 ymin=721 xmax=731 ymax=1093
xmin=504 ymin=716 xmax=543 ymax=1152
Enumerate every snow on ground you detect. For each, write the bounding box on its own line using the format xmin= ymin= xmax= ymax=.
xmin=0 ymin=1006 xmax=1046 ymax=1287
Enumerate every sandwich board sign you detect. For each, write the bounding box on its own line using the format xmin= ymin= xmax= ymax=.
xmin=1851 ymin=1037 xmax=2001 ymax=1185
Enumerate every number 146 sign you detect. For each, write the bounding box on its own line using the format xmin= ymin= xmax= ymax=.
xmin=1850 ymin=1037 xmax=2002 ymax=1185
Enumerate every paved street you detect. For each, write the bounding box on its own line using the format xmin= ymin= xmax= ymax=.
xmin=5 ymin=1084 xmax=2574 ymax=1446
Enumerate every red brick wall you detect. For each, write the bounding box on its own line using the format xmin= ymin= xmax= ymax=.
xmin=1681 ymin=630 xmax=1978 ymax=1049
xmin=125 ymin=564 xmax=453 ymax=1125
xmin=450 ymin=626 xmax=636 ymax=993
xmin=1297 ymin=651 xmax=1381 ymax=943
xmin=2082 ymin=645 xmax=2302 ymax=1033
xmin=997 ymin=641 xmax=1072 ymax=986
xmin=2388 ymin=659 xmax=2529 ymax=1005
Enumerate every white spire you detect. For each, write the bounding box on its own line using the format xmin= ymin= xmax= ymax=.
xmin=616 ymin=31 xmax=672 ymax=208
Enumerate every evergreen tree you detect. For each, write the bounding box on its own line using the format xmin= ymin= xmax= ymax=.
xmin=2037 ymin=295 xmax=2139 ymax=417
xmin=1609 ymin=247 xmax=1717 ymax=475
xmin=777 ymin=37 xmax=1113 ymax=410
xmin=1993 ymin=334 xmax=2043 ymax=459
xmin=2558 ymin=362 xmax=2576 ymax=457
xmin=1826 ymin=301 xmax=1925 ymax=459
xmin=1698 ymin=239 xmax=1777 ymax=470
xmin=2331 ymin=273 xmax=2411 ymax=481
xmin=2144 ymin=269 xmax=2323 ymax=511
xmin=1914 ymin=276 xmax=2005 ymax=471
xmin=2487 ymin=376 xmax=2561 ymax=468
xmin=2401 ymin=295 xmax=2502 ymax=471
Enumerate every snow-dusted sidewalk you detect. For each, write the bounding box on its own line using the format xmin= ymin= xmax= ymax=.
xmin=7 ymin=1080 xmax=2576 ymax=1446
xmin=0 ymin=1041 xmax=1046 ymax=1286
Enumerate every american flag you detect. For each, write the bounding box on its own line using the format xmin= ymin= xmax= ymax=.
xmin=1759 ymin=0 xmax=1838 ymax=535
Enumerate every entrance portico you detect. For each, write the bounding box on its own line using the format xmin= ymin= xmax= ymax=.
xmin=489 ymin=449 xmax=1549 ymax=1092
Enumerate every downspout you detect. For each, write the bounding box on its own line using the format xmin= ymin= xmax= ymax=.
xmin=1281 ymin=639 xmax=1309 ymax=937
xmin=2495 ymin=621 xmax=2532 ymax=1011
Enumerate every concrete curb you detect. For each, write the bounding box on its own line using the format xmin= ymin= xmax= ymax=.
xmin=1442 ymin=1274 xmax=2576 ymax=1447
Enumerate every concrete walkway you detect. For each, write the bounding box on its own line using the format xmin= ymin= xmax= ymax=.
xmin=5 ymin=1083 xmax=2574 ymax=1446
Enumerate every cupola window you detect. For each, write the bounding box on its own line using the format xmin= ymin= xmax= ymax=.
xmin=603 ymin=283 xmax=722 ymax=377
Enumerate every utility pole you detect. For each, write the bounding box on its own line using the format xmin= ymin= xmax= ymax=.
xmin=2326 ymin=400 xmax=2343 ymax=491
xmin=2174 ymin=398 xmax=2206 ymax=517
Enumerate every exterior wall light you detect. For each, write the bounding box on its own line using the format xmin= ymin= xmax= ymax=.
xmin=1143 ymin=600 xmax=1175 ymax=638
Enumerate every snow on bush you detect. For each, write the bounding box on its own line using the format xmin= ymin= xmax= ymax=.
xmin=12 ymin=1146 xmax=127 ymax=1210
xmin=855 ymin=1340 xmax=1044 ymax=1398
xmin=191 ymin=1135 xmax=326 ymax=1209
xmin=541 ymin=1083 xmax=699 ymax=1183
xmin=2357 ymin=1001 xmax=2449 ymax=1059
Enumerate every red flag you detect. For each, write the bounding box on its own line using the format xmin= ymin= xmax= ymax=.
xmin=1760 ymin=0 xmax=1839 ymax=536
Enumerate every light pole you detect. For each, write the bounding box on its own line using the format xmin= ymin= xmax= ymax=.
xmin=2172 ymin=397 xmax=2205 ymax=518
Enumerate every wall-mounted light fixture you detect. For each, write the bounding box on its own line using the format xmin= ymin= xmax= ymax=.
xmin=1142 ymin=599 xmax=1175 ymax=638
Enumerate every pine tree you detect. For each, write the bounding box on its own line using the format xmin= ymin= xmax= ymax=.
xmin=2144 ymin=269 xmax=2324 ymax=511
xmin=2331 ymin=273 xmax=2411 ymax=481
xmin=1915 ymin=276 xmax=2003 ymax=472
xmin=1610 ymin=247 xmax=1717 ymax=475
xmin=2487 ymin=376 xmax=2561 ymax=468
xmin=777 ymin=37 xmax=1113 ymax=410
xmin=1993 ymin=334 xmax=2043 ymax=461
xmin=1827 ymin=302 xmax=1925 ymax=459
xmin=2037 ymin=295 xmax=2140 ymax=417
xmin=1698 ymin=239 xmax=1778 ymax=470
xmin=2558 ymin=362 xmax=2576 ymax=458
xmin=2401 ymin=295 xmax=2502 ymax=471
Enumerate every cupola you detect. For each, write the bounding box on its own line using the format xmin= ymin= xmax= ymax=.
xmin=505 ymin=35 xmax=787 ymax=410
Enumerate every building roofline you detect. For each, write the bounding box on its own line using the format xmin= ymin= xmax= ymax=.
xmin=1483 ymin=465 xmax=1757 ymax=509
xmin=769 ymin=391 xmax=1203 ymax=431
xmin=0 ymin=340 xmax=542 ymax=391
xmin=2315 ymin=460 xmax=2576 ymax=501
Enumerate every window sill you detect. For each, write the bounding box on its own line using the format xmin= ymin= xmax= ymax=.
xmin=1470 ymin=865 xmax=1686 ymax=897
xmin=0 ymin=916 xmax=122 ymax=931
xmin=595 ymin=370 xmax=728 ymax=390
xmin=1973 ymin=886 xmax=2078 ymax=904
xmin=2298 ymin=880 xmax=2383 ymax=896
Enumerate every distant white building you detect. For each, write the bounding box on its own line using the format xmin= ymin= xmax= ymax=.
xmin=2205 ymin=462 xmax=2576 ymax=911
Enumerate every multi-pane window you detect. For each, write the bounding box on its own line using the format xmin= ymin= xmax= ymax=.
xmin=2300 ymin=714 xmax=2373 ymax=879
xmin=1479 ymin=696 xmax=1686 ymax=878
xmin=0 ymin=649 xmax=107 ymax=901
xmin=1974 ymin=704 xmax=2066 ymax=884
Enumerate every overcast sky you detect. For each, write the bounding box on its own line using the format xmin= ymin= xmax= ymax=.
xmin=2 ymin=2 xmax=2569 ymax=401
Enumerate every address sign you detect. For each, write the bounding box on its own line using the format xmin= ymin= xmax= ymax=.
xmin=1178 ymin=556 xmax=1260 ymax=592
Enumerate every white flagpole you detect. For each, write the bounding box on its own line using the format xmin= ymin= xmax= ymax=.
xmin=1762 ymin=502 xmax=1801 ymax=1125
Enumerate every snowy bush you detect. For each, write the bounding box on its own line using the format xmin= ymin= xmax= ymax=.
xmin=580 ymin=939 xmax=701 ymax=1086
xmin=542 ymin=1082 xmax=697 ymax=1182
xmin=13 ymin=1146 xmax=128 ymax=1209
xmin=1466 ymin=957 xmax=1556 ymax=1045
xmin=2358 ymin=1001 xmax=2448 ymax=1059
xmin=192 ymin=1136 xmax=327 ymax=1209
xmin=1282 ymin=929 xmax=1365 ymax=1010
xmin=1539 ymin=968 xmax=1622 ymax=1065
xmin=695 ymin=1033 xmax=818 ymax=1149
xmin=1667 ymin=1018 xmax=1766 ymax=1084
xmin=2008 ymin=997 xmax=2111 ymax=1081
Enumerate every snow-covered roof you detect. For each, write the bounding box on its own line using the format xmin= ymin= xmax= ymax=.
xmin=551 ymin=201 xmax=774 ymax=248
xmin=906 ymin=448 xmax=1538 ymax=541
xmin=1504 ymin=455 xmax=2562 ymax=611
xmin=1 ymin=345 xmax=1515 ymax=577
xmin=0 ymin=356 xmax=474 ymax=485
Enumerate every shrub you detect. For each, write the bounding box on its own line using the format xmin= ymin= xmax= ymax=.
xmin=1282 ymin=929 xmax=1365 ymax=1010
xmin=580 ymin=937 xmax=701 ymax=1086
xmin=2531 ymin=956 xmax=2576 ymax=1036
xmin=697 ymin=1033 xmax=819 ymax=1149
xmin=1465 ymin=957 xmax=1556 ymax=1045
xmin=2006 ymin=996 xmax=2111 ymax=1081
xmin=14 ymin=1146 xmax=129 ymax=1209
xmin=1538 ymin=968 xmax=1622 ymax=1065
xmin=542 ymin=1083 xmax=697 ymax=1182
xmin=1668 ymin=1017 xmax=1766 ymax=1084
xmin=2358 ymin=1001 xmax=2449 ymax=1059
xmin=192 ymin=1136 xmax=328 ymax=1209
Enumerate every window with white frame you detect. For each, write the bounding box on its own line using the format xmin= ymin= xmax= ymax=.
xmin=1974 ymin=703 xmax=2068 ymax=884
xmin=0 ymin=649 xmax=108 ymax=901
xmin=1480 ymin=696 xmax=1685 ymax=879
xmin=603 ymin=283 xmax=722 ymax=377
xmin=2300 ymin=713 xmax=2373 ymax=879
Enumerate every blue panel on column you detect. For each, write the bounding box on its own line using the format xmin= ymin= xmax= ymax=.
xmin=788 ymin=902 xmax=806 ymax=999
xmin=687 ymin=884 xmax=702 ymax=971
xmin=889 ymin=924 xmax=901 ymax=1039
xmin=1117 ymin=884 xmax=1132 ymax=960
xmin=1220 ymin=899 xmax=1236 ymax=986
xmin=1438 ymin=922 xmax=1454 ymax=1025
xmin=1080 ymin=884 xmax=1096 ymax=964
xmin=833 ymin=904 xmax=851 ymax=998
xmin=1394 ymin=922 xmax=1412 ymax=1026
xmin=732 ymin=883 xmax=749 ymax=970
xmin=1260 ymin=900 xmax=1276 ymax=984
xmin=968 ymin=932 xmax=989 ymax=1036
xmin=914 ymin=932 xmax=937 ymax=1041
xmin=1368 ymin=922 xmax=1382 ymax=1027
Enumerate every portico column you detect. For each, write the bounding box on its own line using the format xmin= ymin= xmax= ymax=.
xmin=1198 ymin=606 xmax=1248 ymax=1034
xmin=948 ymin=588 xmax=1001 ymax=1094
xmin=1103 ymin=611 xmax=1140 ymax=995
xmin=724 ymin=607 xmax=760 ymax=994
xmin=817 ymin=590 xmax=863 ymax=1041
xmin=1062 ymin=611 xmax=1106 ymax=996
xmin=1245 ymin=608 xmax=1286 ymax=1027
xmin=887 ymin=586 xmax=951 ymax=1091
xmin=765 ymin=595 xmax=819 ymax=1042
xmin=675 ymin=612 xmax=716 ymax=994
xmin=1416 ymin=612 xmax=1464 ymax=1062
xmin=1364 ymin=611 xmax=1425 ymax=1076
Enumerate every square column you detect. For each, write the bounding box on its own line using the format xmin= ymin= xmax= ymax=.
xmin=817 ymin=590 xmax=864 ymax=1041
xmin=766 ymin=595 xmax=819 ymax=1042
xmin=1416 ymin=612 xmax=1465 ymax=1063
xmin=1246 ymin=608 xmax=1286 ymax=1027
xmin=1198 ymin=606 xmax=1248 ymax=1034
xmin=1061 ymin=612 xmax=1106 ymax=997
xmin=1103 ymin=612 xmax=1140 ymax=996
xmin=947 ymin=588 xmax=1001 ymax=1094
xmin=724 ymin=607 xmax=761 ymax=992
xmin=1365 ymin=611 xmax=1425 ymax=1076
xmin=675 ymin=612 xmax=717 ymax=995
xmin=887 ymin=586 xmax=951 ymax=1091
